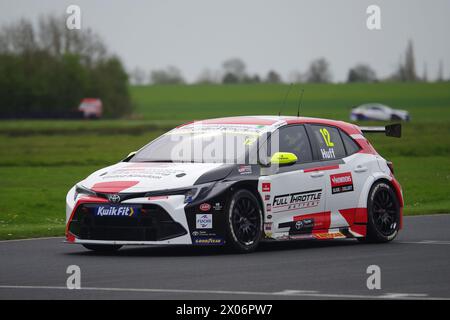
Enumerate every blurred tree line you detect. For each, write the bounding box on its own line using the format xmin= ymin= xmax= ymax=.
xmin=0 ymin=16 xmax=131 ymax=118
xmin=132 ymin=39 xmax=446 ymax=86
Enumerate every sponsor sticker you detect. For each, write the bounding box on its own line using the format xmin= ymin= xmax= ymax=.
xmin=199 ymin=203 xmax=211 ymax=212
xmin=272 ymin=189 xmax=322 ymax=212
xmin=238 ymin=165 xmax=252 ymax=175
xmin=266 ymin=203 xmax=272 ymax=212
xmin=196 ymin=214 xmax=212 ymax=229
xmin=288 ymin=234 xmax=315 ymax=240
xmin=95 ymin=205 xmax=139 ymax=217
xmin=279 ymin=218 xmax=314 ymax=235
xmin=264 ymin=222 xmax=273 ymax=231
xmin=330 ymin=172 xmax=354 ymax=194
xmin=213 ymin=202 xmax=223 ymax=211
xmin=293 ymin=218 xmax=314 ymax=233
xmin=314 ymin=232 xmax=345 ymax=239
xmin=262 ymin=182 xmax=271 ymax=192
xmin=192 ymin=230 xmax=217 ymax=237
xmin=264 ymin=194 xmax=271 ymax=201
xmin=193 ymin=237 xmax=224 ymax=245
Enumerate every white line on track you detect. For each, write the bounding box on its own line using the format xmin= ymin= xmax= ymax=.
xmin=0 ymin=285 xmax=448 ymax=300
xmin=398 ymin=240 xmax=450 ymax=245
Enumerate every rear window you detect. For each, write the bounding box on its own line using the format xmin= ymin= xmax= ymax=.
xmin=341 ymin=131 xmax=360 ymax=155
xmin=309 ymin=125 xmax=346 ymax=160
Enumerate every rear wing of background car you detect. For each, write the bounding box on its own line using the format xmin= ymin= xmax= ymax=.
xmin=359 ymin=123 xmax=401 ymax=138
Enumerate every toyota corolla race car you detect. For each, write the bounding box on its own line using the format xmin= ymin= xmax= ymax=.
xmin=66 ymin=116 xmax=404 ymax=253
xmin=350 ymin=103 xmax=410 ymax=121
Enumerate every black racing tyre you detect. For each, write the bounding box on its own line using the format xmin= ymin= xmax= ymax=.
xmin=82 ymin=244 xmax=122 ymax=252
xmin=363 ymin=181 xmax=400 ymax=243
xmin=225 ymin=189 xmax=263 ymax=253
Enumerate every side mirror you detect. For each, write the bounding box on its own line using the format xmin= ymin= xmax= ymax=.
xmin=122 ymin=151 xmax=137 ymax=162
xmin=270 ymin=152 xmax=297 ymax=166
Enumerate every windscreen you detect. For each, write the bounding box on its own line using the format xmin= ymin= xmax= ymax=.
xmin=131 ymin=126 xmax=265 ymax=164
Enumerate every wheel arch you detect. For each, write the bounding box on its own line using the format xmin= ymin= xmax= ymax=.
xmin=357 ymin=173 xmax=399 ymax=208
xmin=228 ymin=180 xmax=264 ymax=217
xmin=357 ymin=174 xmax=403 ymax=229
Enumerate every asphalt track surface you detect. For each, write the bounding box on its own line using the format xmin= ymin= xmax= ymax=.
xmin=0 ymin=214 xmax=449 ymax=300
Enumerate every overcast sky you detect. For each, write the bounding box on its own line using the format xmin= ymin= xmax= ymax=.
xmin=1 ymin=0 xmax=449 ymax=82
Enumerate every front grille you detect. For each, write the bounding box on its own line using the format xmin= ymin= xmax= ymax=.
xmin=69 ymin=203 xmax=187 ymax=241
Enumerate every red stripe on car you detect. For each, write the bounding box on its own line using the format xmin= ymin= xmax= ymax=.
xmin=304 ymin=165 xmax=339 ymax=173
xmin=338 ymin=208 xmax=355 ymax=225
xmin=91 ymin=181 xmax=139 ymax=193
xmin=354 ymin=208 xmax=368 ymax=224
xmin=65 ymin=196 xmax=108 ymax=240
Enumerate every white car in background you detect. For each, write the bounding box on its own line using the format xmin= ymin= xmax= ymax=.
xmin=350 ymin=103 xmax=410 ymax=121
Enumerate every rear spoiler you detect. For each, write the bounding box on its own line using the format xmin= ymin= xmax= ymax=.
xmin=359 ymin=123 xmax=401 ymax=138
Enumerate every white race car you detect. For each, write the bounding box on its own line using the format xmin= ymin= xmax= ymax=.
xmin=350 ymin=103 xmax=410 ymax=121
xmin=66 ymin=116 xmax=404 ymax=253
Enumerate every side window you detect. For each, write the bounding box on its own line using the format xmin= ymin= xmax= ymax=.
xmin=309 ymin=125 xmax=346 ymax=160
xmin=276 ymin=125 xmax=312 ymax=163
xmin=341 ymin=131 xmax=360 ymax=155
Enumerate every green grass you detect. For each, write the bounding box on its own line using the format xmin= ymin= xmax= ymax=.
xmin=0 ymin=82 xmax=449 ymax=239
xmin=131 ymin=82 xmax=450 ymax=123
xmin=0 ymin=134 xmax=163 ymax=239
xmin=0 ymin=166 xmax=97 ymax=239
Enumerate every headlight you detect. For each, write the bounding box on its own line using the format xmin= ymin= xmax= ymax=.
xmin=143 ymin=183 xmax=215 ymax=204
xmin=183 ymin=182 xmax=215 ymax=204
xmin=74 ymin=184 xmax=97 ymax=201
xmin=184 ymin=188 xmax=198 ymax=204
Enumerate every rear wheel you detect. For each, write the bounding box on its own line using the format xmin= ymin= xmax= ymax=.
xmin=225 ymin=189 xmax=263 ymax=253
xmin=82 ymin=244 xmax=122 ymax=252
xmin=363 ymin=181 xmax=400 ymax=243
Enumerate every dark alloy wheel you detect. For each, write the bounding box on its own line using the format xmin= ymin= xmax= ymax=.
xmin=364 ymin=181 xmax=400 ymax=243
xmin=225 ymin=189 xmax=263 ymax=253
xmin=82 ymin=244 xmax=122 ymax=252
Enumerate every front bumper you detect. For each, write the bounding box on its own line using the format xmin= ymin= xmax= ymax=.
xmin=66 ymin=195 xmax=194 ymax=245
xmin=66 ymin=180 xmax=234 ymax=246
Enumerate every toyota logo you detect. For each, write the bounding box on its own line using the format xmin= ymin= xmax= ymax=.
xmin=108 ymin=194 xmax=121 ymax=203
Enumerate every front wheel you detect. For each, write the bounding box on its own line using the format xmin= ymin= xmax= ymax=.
xmin=225 ymin=189 xmax=263 ymax=253
xmin=363 ymin=181 xmax=400 ymax=243
xmin=82 ymin=244 xmax=122 ymax=252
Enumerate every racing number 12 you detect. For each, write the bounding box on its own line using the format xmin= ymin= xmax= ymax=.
xmin=320 ymin=128 xmax=334 ymax=147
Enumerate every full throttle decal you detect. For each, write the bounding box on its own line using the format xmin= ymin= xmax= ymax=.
xmin=272 ymin=189 xmax=322 ymax=213
xmin=330 ymin=172 xmax=354 ymax=194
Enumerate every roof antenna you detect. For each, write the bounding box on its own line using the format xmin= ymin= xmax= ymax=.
xmin=296 ymin=88 xmax=305 ymax=117
xmin=278 ymin=83 xmax=293 ymax=116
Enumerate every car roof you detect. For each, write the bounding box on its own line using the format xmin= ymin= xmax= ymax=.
xmin=177 ymin=115 xmax=361 ymax=135
xmin=359 ymin=103 xmax=390 ymax=109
